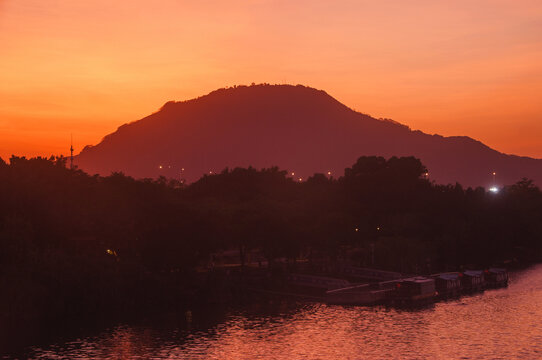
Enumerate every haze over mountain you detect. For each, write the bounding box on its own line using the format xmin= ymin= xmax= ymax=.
xmin=76 ymin=84 xmax=542 ymax=187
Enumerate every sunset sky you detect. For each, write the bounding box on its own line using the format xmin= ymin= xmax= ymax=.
xmin=1 ymin=0 xmax=541 ymax=160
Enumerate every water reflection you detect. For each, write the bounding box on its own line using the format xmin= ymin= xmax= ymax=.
xmin=14 ymin=265 xmax=542 ymax=359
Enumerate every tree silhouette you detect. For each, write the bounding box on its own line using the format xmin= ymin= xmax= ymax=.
xmin=1 ymin=154 xmax=541 ymax=345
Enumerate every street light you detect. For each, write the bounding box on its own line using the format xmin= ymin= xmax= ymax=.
xmin=490 ymin=172 xmax=499 ymax=193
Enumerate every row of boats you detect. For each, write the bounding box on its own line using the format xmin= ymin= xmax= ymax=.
xmin=290 ymin=268 xmax=509 ymax=307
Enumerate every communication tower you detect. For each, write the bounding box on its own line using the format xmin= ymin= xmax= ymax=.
xmin=70 ymin=134 xmax=74 ymax=170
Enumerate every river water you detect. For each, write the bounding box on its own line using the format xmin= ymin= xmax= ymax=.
xmin=8 ymin=264 xmax=542 ymax=359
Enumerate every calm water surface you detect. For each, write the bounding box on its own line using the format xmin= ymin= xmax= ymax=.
xmin=12 ymin=265 xmax=542 ymax=359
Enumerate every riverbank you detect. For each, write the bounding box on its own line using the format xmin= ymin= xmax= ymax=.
xmin=1 ymin=260 xmax=534 ymax=355
xmin=4 ymin=264 xmax=542 ymax=359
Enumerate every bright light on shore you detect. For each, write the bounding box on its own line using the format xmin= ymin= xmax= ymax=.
xmin=489 ymin=186 xmax=499 ymax=193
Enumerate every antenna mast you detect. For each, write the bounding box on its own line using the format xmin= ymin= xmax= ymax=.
xmin=70 ymin=134 xmax=74 ymax=170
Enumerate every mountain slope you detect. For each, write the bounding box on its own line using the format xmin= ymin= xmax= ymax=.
xmin=76 ymin=84 xmax=542 ymax=187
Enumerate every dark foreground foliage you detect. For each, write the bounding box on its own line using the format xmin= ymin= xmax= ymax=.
xmin=1 ymin=155 xmax=541 ymax=344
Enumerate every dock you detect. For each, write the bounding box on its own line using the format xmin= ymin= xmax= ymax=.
xmin=280 ymin=266 xmax=509 ymax=307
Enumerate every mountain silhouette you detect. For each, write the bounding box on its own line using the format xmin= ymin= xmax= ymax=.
xmin=75 ymin=84 xmax=542 ymax=187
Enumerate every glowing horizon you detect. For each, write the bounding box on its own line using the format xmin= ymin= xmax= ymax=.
xmin=1 ymin=0 xmax=541 ymax=160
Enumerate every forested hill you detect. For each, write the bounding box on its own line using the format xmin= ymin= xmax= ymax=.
xmin=75 ymin=84 xmax=542 ymax=187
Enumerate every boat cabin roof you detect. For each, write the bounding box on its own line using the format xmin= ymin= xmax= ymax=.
xmin=463 ymin=270 xmax=483 ymax=277
xmin=435 ymin=272 xmax=460 ymax=280
xmin=400 ymin=276 xmax=434 ymax=284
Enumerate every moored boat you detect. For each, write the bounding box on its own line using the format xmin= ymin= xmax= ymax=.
xmin=325 ymin=283 xmax=390 ymax=305
xmin=390 ymin=277 xmax=437 ymax=306
xmin=485 ymin=268 xmax=509 ymax=288
xmin=287 ymin=273 xmax=351 ymax=296
xmin=460 ymin=270 xmax=485 ymax=292
xmin=432 ymin=272 xmax=462 ymax=299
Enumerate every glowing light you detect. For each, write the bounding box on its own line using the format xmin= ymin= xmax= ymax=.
xmin=181 ymin=168 xmax=185 ymax=171
xmin=159 ymin=165 xmax=163 ymax=169
xmin=492 ymin=172 xmax=496 ymax=176
xmin=355 ymin=228 xmax=359 ymax=232
xmin=376 ymin=227 xmax=381 ymax=231
xmin=298 ymin=177 xmax=303 ymax=182
xmin=291 ymin=172 xmax=295 ymax=176
xmin=327 ymin=171 xmax=331 ymax=175
xmin=489 ymin=186 xmax=499 ymax=193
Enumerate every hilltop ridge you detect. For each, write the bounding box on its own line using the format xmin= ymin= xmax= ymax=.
xmin=76 ymin=84 xmax=542 ymax=187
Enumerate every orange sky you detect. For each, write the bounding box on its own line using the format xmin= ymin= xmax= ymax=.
xmin=1 ymin=0 xmax=541 ymax=160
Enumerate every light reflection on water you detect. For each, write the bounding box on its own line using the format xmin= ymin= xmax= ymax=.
xmin=20 ymin=265 xmax=542 ymax=359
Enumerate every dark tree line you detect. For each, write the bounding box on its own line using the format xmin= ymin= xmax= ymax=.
xmin=1 ymin=155 xmax=541 ymax=336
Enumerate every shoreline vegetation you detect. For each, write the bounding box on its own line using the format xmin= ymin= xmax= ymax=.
xmin=1 ymin=155 xmax=541 ymax=349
